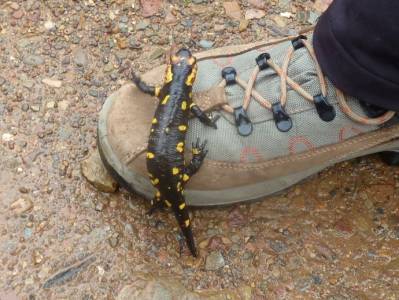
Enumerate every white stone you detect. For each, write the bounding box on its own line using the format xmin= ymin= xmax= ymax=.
xmin=46 ymin=101 xmax=55 ymax=109
xmin=2 ymin=133 xmax=14 ymax=142
xmin=42 ymin=78 xmax=62 ymax=88
xmin=44 ymin=20 xmax=55 ymax=31
xmin=58 ymin=100 xmax=69 ymax=111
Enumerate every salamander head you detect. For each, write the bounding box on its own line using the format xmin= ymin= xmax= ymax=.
xmin=171 ymin=48 xmax=196 ymax=66
xmin=168 ymin=48 xmax=197 ymax=85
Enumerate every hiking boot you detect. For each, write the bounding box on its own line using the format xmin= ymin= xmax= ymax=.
xmin=97 ymin=31 xmax=399 ymax=206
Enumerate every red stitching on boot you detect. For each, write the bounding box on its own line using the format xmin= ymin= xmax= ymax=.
xmin=288 ymin=136 xmax=315 ymax=155
xmin=240 ymin=146 xmax=263 ymax=163
xmin=212 ymin=57 xmax=234 ymax=68
xmin=338 ymin=126 xmax=363 ymax=142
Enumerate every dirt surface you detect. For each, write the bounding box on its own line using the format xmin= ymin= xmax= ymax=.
xmin=1 ymin=0 xmax=398 ymax=299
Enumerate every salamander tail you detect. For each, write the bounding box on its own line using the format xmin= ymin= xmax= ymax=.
xmin=172 ymin=198 xmax=198 ymax=257
xmin=181 ymin=224 xmax=197 ymax=257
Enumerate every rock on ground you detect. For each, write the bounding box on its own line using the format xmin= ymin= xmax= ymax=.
xmin=81 ymin=149 xmax=119 ymax=193
xmin=117 ymin=273 xmax=252 ymax=300
xmin=205 ymin=251 xmax=225 ymax=271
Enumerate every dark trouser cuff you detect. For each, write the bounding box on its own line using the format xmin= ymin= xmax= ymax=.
xmin=313 ymin=0 xmax=399 ymax=111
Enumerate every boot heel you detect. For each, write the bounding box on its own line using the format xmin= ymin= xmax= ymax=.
xmin=380 ymin=151 xmax=399 ymax=166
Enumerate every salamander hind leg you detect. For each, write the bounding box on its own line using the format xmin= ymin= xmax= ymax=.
xmin=147 ymin=189 xmax=166 ymax=215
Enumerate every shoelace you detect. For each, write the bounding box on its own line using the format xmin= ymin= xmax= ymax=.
xmin=216 ymin=35 xmax=396 ymax=136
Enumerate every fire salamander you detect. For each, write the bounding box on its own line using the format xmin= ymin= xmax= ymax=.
xmin=132 ymin=48 xmax=218 ymax=257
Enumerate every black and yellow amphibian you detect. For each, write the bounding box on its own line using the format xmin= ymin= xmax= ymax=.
xmin=132 ymin=48 xmax=218 ymax=257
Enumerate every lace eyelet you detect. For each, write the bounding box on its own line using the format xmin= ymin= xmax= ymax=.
xmin=234 ymin=106 xmax=253 ymax=136
xmin=256 ymin=53 xmax=271 ymax=71
xmin=272 ymin=102 xmax=292 ymax=132
xmin=314 ymin=94 xmax=336 ymax=122
xmin=221 ymin=67 xmax=237 ymax=85
xmin=291 ymin=35 xmax=308 ymax=50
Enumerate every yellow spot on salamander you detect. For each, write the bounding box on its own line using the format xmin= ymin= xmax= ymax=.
xmin=179 ymin=203 xmax=186 ymax=210
xmin=184 ymin=219 xmax=190 ymax=227
xmin=152 ymin=118 xmax=157 ymax=124
xmin=151 ymin=178 xmax=159 ymax=185
xmin=172 ymin=167 xmax=179 ymax=175
xmin=189 ymin=103 xmax=195 ymax=109
xmin=155 ymin=191 xmax=161 ymax=198
xmin=176 ymin=142 xmax=184 ymax=153
xmin=155 ymin=86 xmax=161 ymax=97
xmin=189 ymin=92 xmax=193 ymax=99
xmin=177 ymin=182 xmax=182 ymax=191
xmin=185 ymin=67 xmax=197 ymax=86
xmin=147 ymin=152 xmax=155 ymax=159
xmin=171 ymin=55 xmax=180 ymax=64
xmin=165 ymin=66 xmax=173 ymax=83
xmin=192 ymin=148 xmax=200 ymax=155
xmin=161 ymin=95 xmax=170 ymax=105
xmin=181 ymin=101 xmax=187 ymax=110
xmin=164 ymin=200 xmax=172 ymax=207
xmin=178 ymin=125 xmax=187 ymax=132
xmin=183 ymin=174 xmax=190 ymax=182
xmin=148 ymin=173 xmax=153 ymax=178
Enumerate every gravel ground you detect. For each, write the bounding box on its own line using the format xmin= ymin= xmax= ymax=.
xmin=1 ymin=0 xmax=398 ymax=299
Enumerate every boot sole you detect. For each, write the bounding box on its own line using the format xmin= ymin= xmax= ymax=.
xmin=97 ymin=93 xmax=399 ymax=207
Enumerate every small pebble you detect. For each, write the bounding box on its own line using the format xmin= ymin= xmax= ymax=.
xmin=109 ymin=233 xmax=119 ymax=248
xmin=205 ymin=251 xmax=225 ymax=271
xmin=149 ymin=48 xmax=164 ymax=60
xmin=10 ymin=198 xmax=33 ymax=215
xmin=44 ymin=20 xmax=56 ymax=31
xmin=30 ymin=105 xmax=40 ymax=112
xmin=24 ymin=228 xmax=33 ymax=239
xmin=198 ymin=40 xmax=214 ymax=49
xmin=2 ymin=133 xmax=14 ymax=142
xmin=32 ymin=249 xmax=44 ymax=265
xmin=89 ymin=89 xmax=99 ymax=98
xmin=23 ymin=55 xmax=44 ymax=66
xmin=42 ymin=78 xmax=62 ymax=88
xmin=74 ymin=49 xmax=89 ymax=67
xmin=136 ymin=20 xmax=149 ymax=30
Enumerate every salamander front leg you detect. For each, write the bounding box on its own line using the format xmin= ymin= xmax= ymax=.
xmin=131 ymin=72 xmax=161 ymax=97
xmin=182 ymin=138 xmax=208 ymax=183
xmin=190 ymin=104 xmax=219 ymax=129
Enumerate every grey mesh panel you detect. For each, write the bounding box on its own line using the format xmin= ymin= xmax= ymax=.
xmin=188 ymin=35 xmax=379 ymax=162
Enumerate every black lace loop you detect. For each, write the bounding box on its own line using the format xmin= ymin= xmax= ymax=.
xmin=222 ymin=67 xmax=237 ymax=85
xmin=291 ymin=35 xmax=307 ymax=50
xmin=272 ymin=102 xmax=292 ymax=132
xmin=234 ymin=106 xmax=253 ymax=136
xmin=256 ymin=53 xmax=271 ymax=71
xmin=313 ymin=94 xmax=336 ymax=122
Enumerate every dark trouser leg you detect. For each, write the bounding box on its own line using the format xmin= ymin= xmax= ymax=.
xmin=313 ymin=0 xmax=399 ymax=111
